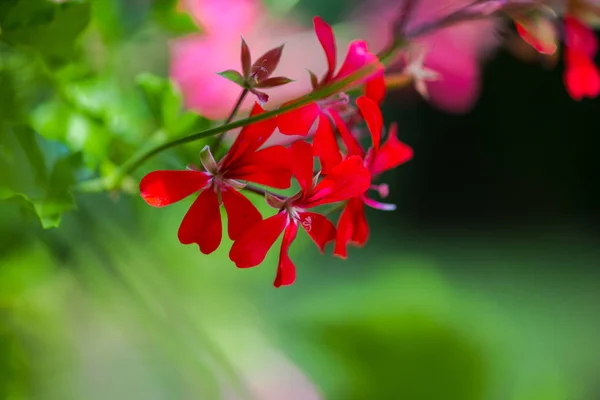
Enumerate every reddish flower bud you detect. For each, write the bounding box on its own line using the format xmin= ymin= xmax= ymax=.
xmin=254 ymin=76 xmax=294 ymax=89
xmin=241 ymin=37 xmax=252 ymax=78
xmin=251 ymin=44 xmax=285 ymax=82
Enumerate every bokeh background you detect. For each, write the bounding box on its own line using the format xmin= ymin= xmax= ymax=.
xmin=1 ymin=1 xmax=600 ymax=399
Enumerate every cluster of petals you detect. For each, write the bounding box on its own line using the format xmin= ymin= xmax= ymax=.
xmin=140 ymin=103 xmax=291 ymax=255
xmin=140 ymin=15 xmax=415 ymax=287
xmin=230 ymin=140 xmax=371 ymax=287
xmin=277 ymin=16 xmax=386 ymax=174
xmin=334 ymin=96 xmax=414 ymax=259
xmin=511 ymin=2 xmax=600 ymax=100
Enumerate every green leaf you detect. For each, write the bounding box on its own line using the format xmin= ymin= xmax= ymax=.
xmin=136 ymin=72 xmax=206 ymax=136
xmin=0 ymin=0 xmax=91 ymax=65
xmin=152 ymin=0 xmax=198 ymax=35
xmin=0 ymin=124 xmax=80 ymax=228
xmin=217 ymin=69 xmax=246 ymax=87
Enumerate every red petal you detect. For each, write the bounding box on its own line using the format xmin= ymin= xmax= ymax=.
xmin=298 ymin=211 xmax=336 ymax=253
xmin=370 ymin=123 xmax=414 ymax=176
xmin=290 ymin=140 xmax=314 ymax=195
xmin=330 ymin=109 xmax=364 ymax=157
xmin=222 ymin=187 xmax=262 ymax=241
xmin=564 ymin=49 xmax=600 ymax=100
xmin=365 ymin=72 xmax=386 ymax=104
xmin=334 ymin=40 xmax=382 ymax=84
xmin=228 ymin=145 xmax=292 ymax=189
xmin=277 ymin=101 xmax=321 ymax=136
xmin=178 ymin=188 xmax=222 ymax=254
xmin=241 ymin=38 xmax=251 ymax=78
xmin=564 ymin=16 xmax=598 ymax=58
xmin=334 ymin=197 xmax=369 ymax=259
xmin=514 ymin=19 xmax=558 ymax=55
xmin=313 ymin=16 xmax=337 ymax=83
xmin=229 ymin=212 xmax=288 ymax=269
xmin=313 ymin=115 xmax=342 ymax=175
xmin=274 ymin=222 xmax=298 ymax=288
xmin=356 ymin=96 xmax=382 ymax=152
xmin=140 ymin=170 xmax=211 ymax=207
xmin=302 ymin=155 xmax=371 ymax=208
xmin=221 ymin=103 xmax=277 ymax=171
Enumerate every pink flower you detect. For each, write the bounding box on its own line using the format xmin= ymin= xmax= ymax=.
xmin=139 ymin=103 xmax=291 ymax=254
xmin=170 ymin=0 xmax=331 ymax=120
xmin=352 ymin=0 xmax=501 ymax=113
xmin=229 ymin=140 xmax=371 ymax=287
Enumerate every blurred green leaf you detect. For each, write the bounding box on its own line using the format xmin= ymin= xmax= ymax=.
xmin=152 ymin=0 xmax=198 ymax=35
xmin=136 ymin=72 xmax=207 ymax=136
xmin=0 ymin=124 xmax=80 ymax=228
xmin=0 ymin=0 xmax=91 ymax=65
xmin=217 ymin=70 xmax=246 ymax=87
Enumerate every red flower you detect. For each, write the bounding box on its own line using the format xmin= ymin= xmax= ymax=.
xmin=334 ymin=96 xmax=413 ymax=259
xmin=229 ymin=140 xmax=371 ymax=287
xmin=563 ymin=16 xmax=600 ymax=100
xmin=140 ymin=103 xmax=292 ymax=254
xmin=277 ymin=16 xmax=385 ymax=174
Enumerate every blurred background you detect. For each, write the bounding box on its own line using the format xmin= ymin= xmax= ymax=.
xmin=1 ymin=0 xmax=600 ymax=399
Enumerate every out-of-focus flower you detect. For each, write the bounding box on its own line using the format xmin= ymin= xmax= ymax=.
xmin=224 ymin=349 xmax=322 ymax=400
xmin=510 ymin=1 xmax=600 ymax=100
xmin=171 ymin=0 xmax=331 ymax=120
xmin=229 ymin=140 xmax=371 ymax=287
xmin=352 ymin=0 xmax=501 ymax=113
xmin=277 ymin=16 xmax=384 ymax=173
xmin=512 ymin=5 xmax=559 ymax=54
xmin=334 ymin=96 xmax=413 ymax=258
xmin=402 ymin=47 xmax=441 ymax=99
xmin=563 ymin=15 xmax=600 ymax=99
xmin=139 ymin=104 xmax=291 ymax=254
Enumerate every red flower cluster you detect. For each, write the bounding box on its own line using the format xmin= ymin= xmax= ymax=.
xmin=563 ymin=15 xmax=600 ymax=100
xmin=513 ymin=5 xmax=600 ymax=100
xmin=139 ymin=17 xmax=413 ymax=287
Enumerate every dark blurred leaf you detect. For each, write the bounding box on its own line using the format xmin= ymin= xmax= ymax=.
xmin=0 ymin=0 xmax=91 ymax=65
xmin=0 ymin=48 xmax=54 ymax=124
xmin=0 ymin=124 xmax=80 ymax=228
xmin=0 ymin=68 xmax=23 ymax=122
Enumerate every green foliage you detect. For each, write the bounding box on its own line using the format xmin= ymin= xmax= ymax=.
xmin=0 ymin=0 xmax=208 ymax=228
xmin=136 ymin=73 xmax=207 ymax=137
xmin=0 ymin=0 xmax=91 ymax=65
xmin=0 ymin=125 xmax=80 ymax=228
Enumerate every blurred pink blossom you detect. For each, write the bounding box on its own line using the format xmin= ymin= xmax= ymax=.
xmin=171 ymin=0 xmax=333 ymax=120
xmin=353 ymin=0 xmax=501 ymax=113
xmin=224 ymin=349 xmax=322 ymax=400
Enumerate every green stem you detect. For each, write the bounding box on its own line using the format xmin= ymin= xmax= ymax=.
xmin=212 ymin=88 xmax=249 ymax=154
xmin=76 ymin=62 xmax=383 ymax=193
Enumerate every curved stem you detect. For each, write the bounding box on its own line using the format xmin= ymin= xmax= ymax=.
xmin=212 ymin=88 xmax=249 ymax=153
xmin=76 ymin=62 xmax=383 ymax=193
xmin=241 ymin=184 xmax=286 ymax=200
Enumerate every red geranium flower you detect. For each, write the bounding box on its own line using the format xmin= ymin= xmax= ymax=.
xmin=334 ymin=96 xmax=413 ymax=259
xmin=229 ymin=140 xmax=371 ymax=287
xmin=140 ymin=103 xmax=292 ymax=254
xmin=277 ymin=16 xmax=385 ymax=174
xmin=563 ymin=15 xmax=600 ymax=100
